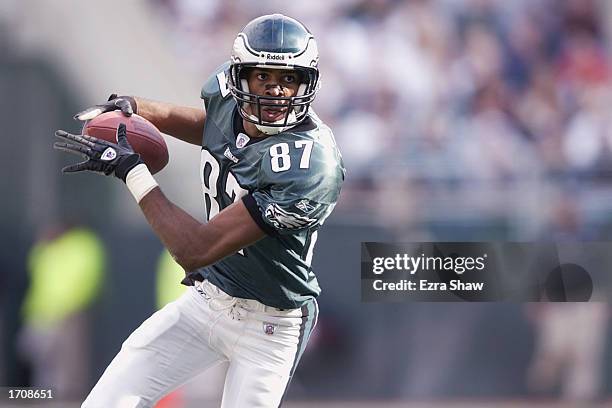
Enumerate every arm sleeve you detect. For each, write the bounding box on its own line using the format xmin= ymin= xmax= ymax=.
xmin=246 ymin=142 xmax=342 ymax=236
xmin=242 ymin=194 xmax=280 ymax=237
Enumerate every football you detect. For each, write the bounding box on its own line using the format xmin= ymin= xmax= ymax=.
xmin=82 ymin=111 xmax=169 ymax=174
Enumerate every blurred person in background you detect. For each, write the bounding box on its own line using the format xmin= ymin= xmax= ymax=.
xmin=526 ymin=302 xmax=609 ymax=402
xmin=18 ymin=222 xmax=105 ymax=400
xmin=525 ymin=192 xmax=609 ymax=402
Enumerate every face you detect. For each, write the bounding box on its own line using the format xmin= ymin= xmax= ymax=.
xmin=244 ymin=68 xmax=301 ymax=123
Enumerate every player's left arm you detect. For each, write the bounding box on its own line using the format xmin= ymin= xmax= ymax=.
xmin=247 ymin=138 xmax=345 ymax=235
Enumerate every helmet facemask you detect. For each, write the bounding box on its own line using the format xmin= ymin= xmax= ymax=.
xmin=229 ymin=64 xmax=319 ymax=135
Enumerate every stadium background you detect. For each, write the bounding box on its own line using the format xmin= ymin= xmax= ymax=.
xmin=2 ymin=0 xmax=612 ymax=406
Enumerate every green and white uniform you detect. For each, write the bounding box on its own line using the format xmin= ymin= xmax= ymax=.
xmin=83 ymin=63 xmax=343 ymax=408
xmin=184 ymin=62 xmax=345 ymax=310
xmin=82 ymin=14 xmax=343 ymax=408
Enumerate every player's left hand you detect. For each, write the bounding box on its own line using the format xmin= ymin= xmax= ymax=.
xmin=54 ymin=123 xmax=144 ymax=182
xmin=73 ymin=94 xmax=136 ymax=121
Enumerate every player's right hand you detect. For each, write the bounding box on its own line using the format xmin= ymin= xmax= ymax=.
xmin=54 ymin=123 xmax=143 ymax=181
xmin=74 ymin=93 xmax=136 ymax=121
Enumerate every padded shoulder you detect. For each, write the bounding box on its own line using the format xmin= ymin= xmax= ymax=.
xmin=201 ymin=61 xmax=232 ymax=103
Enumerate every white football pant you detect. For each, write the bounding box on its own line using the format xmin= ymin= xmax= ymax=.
xmin=81 ymin=280 xmax=318 ymax=408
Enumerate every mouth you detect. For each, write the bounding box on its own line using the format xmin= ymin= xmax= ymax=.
xmin=261 ymin=106 xmax=287 ymax=122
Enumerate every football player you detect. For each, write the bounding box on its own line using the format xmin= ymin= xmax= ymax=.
xmin=55 ymin=14 xmax=344 ymax=408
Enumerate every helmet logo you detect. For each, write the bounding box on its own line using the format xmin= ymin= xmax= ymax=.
xmin=266 ymin=53 xmax=285 ymax=60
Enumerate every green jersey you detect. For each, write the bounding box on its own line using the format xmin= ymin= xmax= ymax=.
xmin=183 ymin=62 xmax=345 ymax=309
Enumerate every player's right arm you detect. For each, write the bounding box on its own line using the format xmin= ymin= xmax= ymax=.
xmin=74 ymin=94 xmax=205 ymax=146
xmin=138 ymin=188 xmax=266 ymax=271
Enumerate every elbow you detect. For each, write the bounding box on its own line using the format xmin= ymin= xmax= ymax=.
xmin=178 ymin=258 xmax=201 ymax=273
xmin=170 ymin=229 xmax=219 ymax=271
xmin=171 ymin=250 xmax=203 ymax=272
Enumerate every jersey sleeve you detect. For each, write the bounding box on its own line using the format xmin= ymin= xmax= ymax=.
xmin=243 ymin=138 xmax=344 ymax=236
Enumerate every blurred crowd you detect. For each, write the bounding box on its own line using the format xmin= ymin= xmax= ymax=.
xmin=3 ymin=1 xmax=612 ymax=403
xmin=151 ymin=0 xmax=612 ymax=238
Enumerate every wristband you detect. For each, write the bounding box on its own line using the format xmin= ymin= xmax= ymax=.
xmin=126 ymin=164 xmax=158 ymax=203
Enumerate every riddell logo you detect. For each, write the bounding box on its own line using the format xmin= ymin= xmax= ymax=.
xmin=266 ymin=54 xmax=285 ymax=60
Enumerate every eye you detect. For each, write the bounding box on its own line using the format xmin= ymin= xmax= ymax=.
xmin=283 ymin=74 xmax=297 ymax=83
xmin=256 ymin=72 xmax=268 ymax=81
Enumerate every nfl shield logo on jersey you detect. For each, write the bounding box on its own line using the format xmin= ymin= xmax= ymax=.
xmin=263 ymin=322 xmax=277 ymax=335
xmin=236 ymin=133 xmax=250 ymax=148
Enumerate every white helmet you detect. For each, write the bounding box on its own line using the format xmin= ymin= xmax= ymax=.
xmin=229 ymin=14 xmax=320 ymax=135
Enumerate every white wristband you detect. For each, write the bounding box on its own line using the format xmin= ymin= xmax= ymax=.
xmin=125 ymin=163 xmax=158 ymax=203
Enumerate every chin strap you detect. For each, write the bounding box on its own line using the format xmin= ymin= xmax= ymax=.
xmin=256 ymin=124 xmax=287 ymax=135
xmin=242 ymin=109 xmax=297 ymax=135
